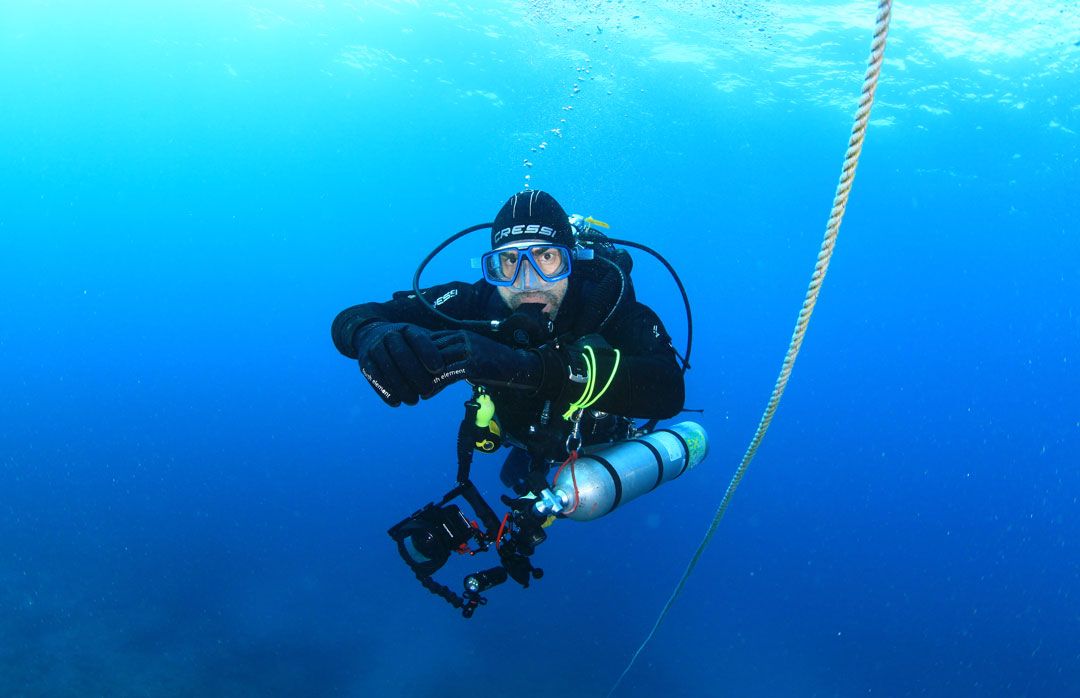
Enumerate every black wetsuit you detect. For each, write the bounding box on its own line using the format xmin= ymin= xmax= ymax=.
xmin=332 ymin=257 xmax=685 ymax=490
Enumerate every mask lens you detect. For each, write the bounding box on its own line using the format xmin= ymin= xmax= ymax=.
xmin=482 ymin=249 xmax=520 ymax=283
xmin=497 ymin=249 xmax=521 ymax=281
xmin=527 ymin=247 xmax=568 ymax=279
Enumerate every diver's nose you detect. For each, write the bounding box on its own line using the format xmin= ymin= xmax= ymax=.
xmin=515 ymin=259 xmax=539 ymax=289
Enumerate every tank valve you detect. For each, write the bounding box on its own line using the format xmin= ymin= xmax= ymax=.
xmin=533 ymin=488 xmax=570 ymax=517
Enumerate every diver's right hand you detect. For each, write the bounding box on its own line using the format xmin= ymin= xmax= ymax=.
xmin=352 ymin=323 xmax=464 ymax=406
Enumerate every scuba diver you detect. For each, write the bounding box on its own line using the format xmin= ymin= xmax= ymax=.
xmin=331 ymin=190 xmax=704 ymax=616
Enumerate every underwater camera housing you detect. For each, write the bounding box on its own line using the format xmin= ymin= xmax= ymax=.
xmin=388 ymin=501 xmax=478 ymax=578
xmin=387 ymin=478 xmax=545 ymax=619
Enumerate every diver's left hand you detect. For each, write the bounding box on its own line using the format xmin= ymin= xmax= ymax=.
xmin=430 ymin=330 xmax=544 ymax=391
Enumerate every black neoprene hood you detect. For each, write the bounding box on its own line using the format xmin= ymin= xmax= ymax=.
xmin=490 ymin=190 xmax=574 ymax=250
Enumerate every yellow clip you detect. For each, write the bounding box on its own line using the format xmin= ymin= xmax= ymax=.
xmin=474 ymin=393 xmax=502 ymax=453
xmin=475 ymin=393 xmax=496 ymax=428
xmin=585 ymin=216 xmax=610 ymax=229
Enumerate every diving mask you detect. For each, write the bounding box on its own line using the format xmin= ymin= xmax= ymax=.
xmin=481 ymin=243 xmax=572 ymax=288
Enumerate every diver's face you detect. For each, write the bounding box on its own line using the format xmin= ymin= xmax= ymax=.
xmin=497 ymin=276 xmax=569 ymax=317
xmin=487 ymin=240 xmax=571 ymax=317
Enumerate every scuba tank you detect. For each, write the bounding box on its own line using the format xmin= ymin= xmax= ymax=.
xmin=550 ymin=421 xmax=708 ymax=522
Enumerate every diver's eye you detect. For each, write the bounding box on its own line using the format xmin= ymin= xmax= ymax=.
xmin=530 ymin=247 xmax=565 ymax=275
xmin=498 ymin=251 xmax=519 ymax=273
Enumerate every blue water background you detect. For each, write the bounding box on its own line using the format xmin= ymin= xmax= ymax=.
xmin=2 ymin=1 xmax=1077 ymax=696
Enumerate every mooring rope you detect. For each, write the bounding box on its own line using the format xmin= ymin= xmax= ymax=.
xmin=607 ymin=2 xmax=892 ymax=694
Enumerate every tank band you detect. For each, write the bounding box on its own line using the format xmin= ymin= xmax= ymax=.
xmin=633 ymin=438 xmax=665 ymax=491
xmin=655 ymin=428 xmax=691 ymax=478
xmin=591 ymin=454 xmax=623 ymax=515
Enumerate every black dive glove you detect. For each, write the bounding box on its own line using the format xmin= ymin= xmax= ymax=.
xmin=353 ymin=323 xmax=465 ymax=406
xmin=430 ymin=331 xmax=615 ymax=413
xmin=430 ymin=330 xmax=544 ymax=391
